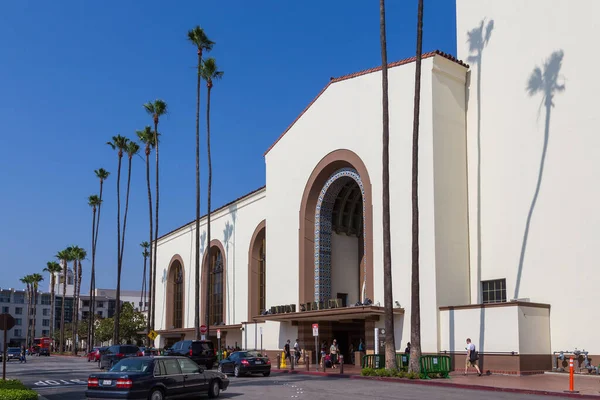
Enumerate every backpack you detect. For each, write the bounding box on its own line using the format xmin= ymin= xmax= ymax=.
xmin=470 ymin=350 xmax=479 ymax=362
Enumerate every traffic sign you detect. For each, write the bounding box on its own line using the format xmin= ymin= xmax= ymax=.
xmin=312 ymin=323 xmax=319 ymax=337
xmin=147 ymin=330 xmax=158 ymax=341
xmin=217 ymin=329 xmax=221 ymax=339
xmin=200 ymin=325 xmax=208 ymax=334
xmin=0 ymin=314 xmax=15 ymax=331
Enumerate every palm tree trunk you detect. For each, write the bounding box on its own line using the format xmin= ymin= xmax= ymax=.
xmin=205 ymin=83 xmax=213 ymax=336
xmin=25 ymin=284 xmax=31 ymax=349
xmin=88 ymin=206 xmax=97 ymax=349
xmin=114 ymin=155 xmax=123 ymax=344
xmin=72 ymin=259 xmax=79 ymax=355
xmin=32 ymin=289 xmax=38 ymax=345
xmin=152 ymin=120 xmax=160 ymax=335
xmin=409 ymin=0 xmax=424 ymax=374
xmin=50 ymin=276 xmax=56 ymax=351
xmin=379 ymin=0 xmax=397 ymax=370
xmin=60 ymin=264 xmax=66 ymax=352
xmin=91 ymin=180 xmax=104 ymax=345
xmin=115 ymin=155 xmax=133 ymax=344
xmin=145 ymin=150 xmax=154 ymax=346
xmin=195 ymin=50 xmax=202 ymax=341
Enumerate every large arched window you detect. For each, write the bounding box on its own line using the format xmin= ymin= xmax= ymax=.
xmin=259 ymin=238 xmax=266 ymax=313
xmin=173 ymin=262 xmax=183 ymax=328
xmin=209 ymin=248 xmax=224 ymax=325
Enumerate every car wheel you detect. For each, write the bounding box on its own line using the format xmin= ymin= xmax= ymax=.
xmin=208 ymin=380 xmax=220 ymax=398
xmin=263 ymin=371 xmax=271 ymax=377
xmin=149 ymin=388 xmax=164 ymax=400
xmin=234 ymin=365 xmax=241 ymax=377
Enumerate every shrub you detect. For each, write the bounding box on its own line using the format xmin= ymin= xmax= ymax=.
xmin=395 ymin=369 xmax=406 ymax=378
xmin=0 ymin=379 xmax=28 ymax=390
xmin=361 ymin=367 xmax=376 ymax=376
xmin=406 ymin=371 xmax=419 ymax=379
xmin=0 ymin=388 xmax=38 ymax=400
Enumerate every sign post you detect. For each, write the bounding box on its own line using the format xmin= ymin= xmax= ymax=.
xmin=200 ymin=325 xmax=207 ymax=341
xmin=312 ymin=323 xmax=319 ymax=372
xmin=217 ymin=329 xmax=221 ymax=361
xmin=0 ymin=313 xmax=16 ymax=381
xmin=260 ymin=327 xmax=263 ymax=353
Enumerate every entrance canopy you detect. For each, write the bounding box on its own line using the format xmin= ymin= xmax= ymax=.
xmin=253 ymin=305 xmax=403 ymax=323
xmin=156 ymin=324 xmax=242 ymax=337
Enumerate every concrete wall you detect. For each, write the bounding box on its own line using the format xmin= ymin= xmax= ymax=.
xmin=456 ymin=0 xmax=600 ymax=353
xmin=518 ymin=305 xmax=551 ymax=355
xmin=154 ymin=189 xmax=266 ymax=344
xmin=330 ymin=233 xmax=360 ymax=306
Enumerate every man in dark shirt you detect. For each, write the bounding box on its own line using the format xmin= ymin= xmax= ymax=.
xmin=284 ymin=340 xmax=292 ymax=364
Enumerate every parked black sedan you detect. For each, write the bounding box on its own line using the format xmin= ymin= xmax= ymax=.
xmin=86 ymin=356 xmax=229 ymax=399
xmin=218 ymin=351 xmax=271 ymax=377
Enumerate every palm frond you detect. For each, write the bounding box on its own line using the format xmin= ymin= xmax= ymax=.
xmin=153 ymin=99 xmax=168 ymax=116
xmin=526 ymin=67 xmax=543 ymax=97
xmin=140 ymin=241 xmax=150 ymax=249
xmin=187 ymin=26 xmax=215 ymax=52
xmin=88 ymin=194 xmax=101 ymax=207
xmin=143 ymin=102 xmax=155 ymax=115
xmin=126 ymin=141 xmax=141 ymax=156
xmin=95 ymin=168 xmax=110 ymax=180
xmin=136 ymin=126 xmax=159 ymax=147
xmin=200 ymin=58 xmax=224 ymax=82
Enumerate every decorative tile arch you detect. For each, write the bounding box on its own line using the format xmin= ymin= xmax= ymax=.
xmin=314 ymin=168 xmax=366 ymax=302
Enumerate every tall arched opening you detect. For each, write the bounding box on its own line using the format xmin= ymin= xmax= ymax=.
xmin=201 ymin=240 xmax=227 ymax=327
xmin=248 ymin=220 xmax=266 ymax=319
xmin=165 ymin=255 xmax=185 ymax=330
xmin=298 ymin=149 xmax=374 ymax=357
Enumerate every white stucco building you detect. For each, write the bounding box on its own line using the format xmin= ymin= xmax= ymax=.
xmin=153 ymin=0 xmax=598 ymax=374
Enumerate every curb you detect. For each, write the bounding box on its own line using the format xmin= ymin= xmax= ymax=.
xmin=273 ymin=370 xmax=600 ymax=398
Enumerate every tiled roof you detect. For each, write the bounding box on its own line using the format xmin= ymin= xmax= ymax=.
xmin=263 ymin=50 xmax=468 ymax=156
xmin=156 ymin=186 xmax=266 ymax=242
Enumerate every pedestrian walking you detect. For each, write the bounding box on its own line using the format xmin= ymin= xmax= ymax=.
xmin=464 ymin=338 xmax=482 ymax=376
xmin=329 ymin=339 xmax=339 ymax=369
xmin=284 ymin=339 xmax=292 ymax=365
xmin=293 ymin=339 xmax=301 ymax=364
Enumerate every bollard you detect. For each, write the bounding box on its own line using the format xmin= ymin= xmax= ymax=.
xmin=564 ymin=357 xmax=579 ymax=393
xmin=277 ymin=353 xmax=281 ymax=370
xmin=291 ymin=354 xmax=294 ymax=370
xmin=305 ymin=354 xmax=309 ymax=371
xmin=339 ymin=354 xmax=344 ymax=374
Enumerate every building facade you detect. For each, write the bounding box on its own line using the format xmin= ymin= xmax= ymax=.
xmin=153 ymin=0 xmax=599 ymax=374
xmin=80 ymin=288 xmax=148 ymax=320
xmin=0 ymin=288 xmax=53 ymax=348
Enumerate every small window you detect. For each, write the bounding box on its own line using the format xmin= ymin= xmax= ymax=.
xmin=15 ymin=318 xmax=22 ymax=326
xmin=178 ymin=358 xmax=199 ymax=374
xmin=482 ymin=279 xmax=507 ymax=304
xmin=15 ymin=307 xmax=22 ymax=315
xmin=161 ymin=359 xmax=182 ymax=375
xmin=1 ymin=307 xmax=8 ymax=313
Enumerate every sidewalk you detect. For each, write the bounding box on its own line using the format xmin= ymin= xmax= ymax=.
xmin=274 ymin=364 xmax=600 ymax=397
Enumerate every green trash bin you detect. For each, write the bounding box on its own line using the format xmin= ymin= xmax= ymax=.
xmin=396 ymin=353 xmax=410 ymax=370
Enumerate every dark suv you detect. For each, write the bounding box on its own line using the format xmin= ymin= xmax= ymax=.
xmin=166 ymin=340 xmax=216 ymax=369
xmin=99 ymin=344 xmax=142 ymax=369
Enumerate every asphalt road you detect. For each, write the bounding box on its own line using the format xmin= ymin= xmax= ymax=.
xmin=3 ymin=355 xmax=575 ymax=400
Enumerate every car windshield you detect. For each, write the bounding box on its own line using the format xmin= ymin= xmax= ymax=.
xmin=8 ymin=348 xmax=20 ymax=352
xmin=237 ymin=351 xmax=264 ymax=358
xmin=110 ymin=359 xmax=153 ymax=373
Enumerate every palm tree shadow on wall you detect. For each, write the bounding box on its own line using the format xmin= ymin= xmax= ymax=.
xmin=467 ymin=18 xmax=494 ymax=304
xmin=226 ymin=204 xmax=237 ymax=323
xmin=467 ymin=19 xmax=494 ymax=372
xmin=514 ymin=50 xmax=566 ymax=299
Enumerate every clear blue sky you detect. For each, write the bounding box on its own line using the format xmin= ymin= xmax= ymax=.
xmin=0 ymin=0 xmax=457 ymax=292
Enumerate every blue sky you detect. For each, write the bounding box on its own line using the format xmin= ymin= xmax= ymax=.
xmin=0 ymin=0 xmax=456 ymax=292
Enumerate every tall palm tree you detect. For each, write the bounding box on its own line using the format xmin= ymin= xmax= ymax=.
xmin=90 ymin=168 xmax=109 ymax=345
xmin=409 ymin=0 xmax=425 ymax=373
xmin=378 ymin=0 xmax=397 ymax=370
xmin=55 ymin=249 xmax=70 ymax=352
xmin=107 ymin=135 xmax=129 ymax=343
xmin=143 ymin=100 xmax=167 ymax=337
xmin=20 ymin=275 xmax=33 ymax=348
xmin=69 ymin=246 xmax=86 ymax=354
xmin=66 ymin=246 xmax=80 ymax=353
xmin=87 ymin=194 xmax=101 ymax=347
xmin=140 ymin=242 xmax=150 ymax=311
xmin=188 ymin=25 xmax=214 ymax=340
xmin=200 ymin=57 xmax=223 ymax=337
xmin=30 ymin=273 xmax=44 ymax=346
xmin=137 ymin=126 xmax=157 ymax=344
xmin=43 ymin=261 xmax=62 ymax=349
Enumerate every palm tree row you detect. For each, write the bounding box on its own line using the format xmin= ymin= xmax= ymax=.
xmin=378 ymin=0 xmax=424 ymax=372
